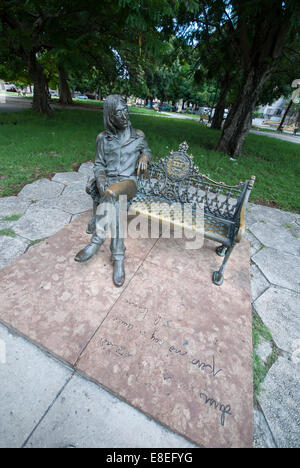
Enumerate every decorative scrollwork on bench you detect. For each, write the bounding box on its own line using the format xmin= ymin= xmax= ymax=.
xmin=137 ymin=142 xmax=249 ymax=223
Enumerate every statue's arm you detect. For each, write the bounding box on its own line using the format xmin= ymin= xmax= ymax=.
xmin=94 ymin=133 xmax=108 ymax=194
xmin=137 ymin=130 xmax=152 ymax=177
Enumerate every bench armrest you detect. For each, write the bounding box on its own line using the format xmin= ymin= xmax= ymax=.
xmin=236 ymin=205 xmax=246 ymax=243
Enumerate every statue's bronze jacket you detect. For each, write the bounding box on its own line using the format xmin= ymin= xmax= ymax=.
xmin=94 ymin=125 xmax=152 ymax=186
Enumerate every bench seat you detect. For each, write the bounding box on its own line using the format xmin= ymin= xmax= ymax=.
xmin=129 ymin=194 xmax=233 ymax=246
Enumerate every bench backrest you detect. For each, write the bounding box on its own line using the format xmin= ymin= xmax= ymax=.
xmin=138 ymin=142 xmax=255 ymax=223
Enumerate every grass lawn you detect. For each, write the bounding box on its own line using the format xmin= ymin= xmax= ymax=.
xmin=0 ymin=108 xmax=299 ymax=212
xmin=252 ymin=312 xmax=278 ymax=396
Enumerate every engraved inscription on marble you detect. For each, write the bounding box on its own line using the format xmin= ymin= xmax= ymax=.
xmin=98 ymin=310 xmax=234 ymax=428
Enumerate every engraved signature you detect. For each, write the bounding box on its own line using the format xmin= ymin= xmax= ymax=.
xmin=99 ymin=337 xmax=132 ymax=358
xmin=191 ymin=356 xmax=222 ymax=378
xmin=199 ymin=392 xmax=232 ymax=427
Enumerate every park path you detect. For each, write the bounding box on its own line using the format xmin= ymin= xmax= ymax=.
xmin=0 ymin=163 xmax=299 ymax=448
xmin=250 ymin=128 xmax=300 ymax=144
xmin=0 ymin=94 xmax=32 ymax=113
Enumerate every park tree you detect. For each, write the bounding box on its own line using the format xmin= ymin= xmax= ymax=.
xmin=178 ymin=0 xmax=300 ymax=156
xmin=0 ymin=0 xmax=97 ymax=115
xmin=216 ymin=0 xmax=300 ymax=156
xmin=188 ymin=18 xmax=238 ymax=129
xmin=0 ymin=0 xmax=184 ymax=114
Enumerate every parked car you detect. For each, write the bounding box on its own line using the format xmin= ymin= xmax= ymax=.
xmin=49 ymin=90 xmax=59 ymax=97
xmin=5 ymin=84 xmax=17 ymax=92
xmin=159 ymin=103 xmax=172 ymax=112
xmin=77 ymin=94 xmax=88 ymax=100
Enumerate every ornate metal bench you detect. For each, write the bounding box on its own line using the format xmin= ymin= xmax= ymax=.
xmin=86 ymin=142 xmax=255 ymax=286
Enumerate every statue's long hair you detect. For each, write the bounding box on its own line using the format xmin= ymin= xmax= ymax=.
xmin=103 ymin=95 xmax=129 ymax=134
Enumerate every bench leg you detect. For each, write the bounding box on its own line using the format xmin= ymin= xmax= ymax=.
xmin=216 ymin=244 xmax=228 ymax=257
xmin=213 ymin=244 xmax=235 ymax=286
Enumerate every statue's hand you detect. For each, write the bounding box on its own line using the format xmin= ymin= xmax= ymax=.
xmin=137 ymin=154 xmax=148 ymax=178
xmin=96 ymin=177 xmax=107 ymax=197
xmin=103 ymin=188 xmax=117 ymax=200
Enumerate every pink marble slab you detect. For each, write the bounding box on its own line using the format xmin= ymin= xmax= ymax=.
xmin=146 ymin=236 xmax=250 ymax=288
xmin=0 ymin=213 xmax=157 ymax=364
xmin=76 ymin=239 xmax=253 ymax=448
xmin=0 ymin=210 xmax=253 ymax=447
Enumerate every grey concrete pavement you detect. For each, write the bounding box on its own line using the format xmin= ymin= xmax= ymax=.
xmin=0 ymin=323 xmax=72 ymax=448
xmin=0 ymin=94 xmax=32 ymax=113
xmin=0 ymin=323 xmax=194 ymax=449
xmin=0 ymin=164 xmax=299 ymax=448
xmin=250 ymin=129 xmax=300 ymax=144
xmin=245 ymin=203 xmax=300 ymax=448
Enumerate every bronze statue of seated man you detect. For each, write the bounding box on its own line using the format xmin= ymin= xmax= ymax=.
xmin=74 ymin=94 xmax=152 ymax=287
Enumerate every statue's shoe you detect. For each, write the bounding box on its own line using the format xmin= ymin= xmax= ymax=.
xmin=113 ymin=259 xmax=125 ymax=287
xmin=74 ymin=242 xmax=101 ymax=262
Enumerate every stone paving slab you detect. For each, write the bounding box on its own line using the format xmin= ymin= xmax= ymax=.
xmin=61 ymin=184 xmax=89 ymax=197
xmin=253 ymin=407 xmax=276 ymax=448
xmin=55 ymin=192 xmax=93 ymax=215
xmin=18 ymin=178 xmax=64 ymax=200
xmin=77 ymin=242 xmax=253 ymax=448
xmin=0 ymin=218 xmax=19 ymax=231
xmin=0 ymin=196 xmax=31 ymax=218
xmin=0 ymin=323 xmax=72 ymax=448
xmin=13 ymin=205 xmax=72 ymax=241
xmin=250 ymin=264 xmax=270 ymax=302
xmin=78 ymin=162 xmax=94 ymax=177
xmin=244 ymin=230 xmax=262 ymax=256
xmin=256 ymin=340 xmax=273 ymax=363
xmin=0 ymin=213 xmax=157 ymax=365
xmin=0 ymin=236 xmax=30 ymax=270
xmin=25 ymin=372 xmax=195 ymax=448
xmin=143 ymin=235 xmax=250 ymax=287
xmin=250 ymin=222 xmax=300 ymax=256
xmin=254 ymin=287 xmax=300 ymax=353
xmin=258 ymin=357 xmax=300 ymax=448
xmin=52 ymin=172 xmax=88 ymax=186
xmin=252 ymin=247 xmax=300 ymax=293
xmin=246 ymin=203 xmax=298 ymax=228
xmin=15 ymin=195 xmax=93 ymax=217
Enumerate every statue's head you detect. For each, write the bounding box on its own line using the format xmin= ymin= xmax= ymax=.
xmin=104 ymin=94 xmax=130 ymax=134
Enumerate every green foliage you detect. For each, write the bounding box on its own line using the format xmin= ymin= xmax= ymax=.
xmin=1 ymin=214 xmax=23 ymax=222
xmin=252 ymin=313 xmax=279 ymax=396
xmin=0 ymin=228 xmax=16 ymax=237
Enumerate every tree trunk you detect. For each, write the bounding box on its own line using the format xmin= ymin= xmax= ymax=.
xmin=28 ymin=52 xmax=53 ymax=116
xmin=277 ymin=100 xmax=293 ymax=132
xmin=211 ymin=73 xmax=232 ymax=130
xmin=58 ymin=64 xmax=73 ymax=105
xmin=217 ymin=68 xmax=271 ymax=156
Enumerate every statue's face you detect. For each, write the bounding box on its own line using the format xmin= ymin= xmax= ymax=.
xmin=111 ymin=101 xmax=129 ymax=130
